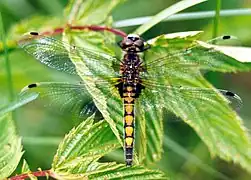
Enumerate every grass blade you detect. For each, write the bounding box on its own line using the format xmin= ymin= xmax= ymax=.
xmin=134 ymin=0 xmax=207 ymax=35
xmin=114 ymin=9 xmax=251 ymax=28
xmin=212 ymin=0 xmax=221 ymax=39
xmin=0 ymin=12 xmax=14 ymax=101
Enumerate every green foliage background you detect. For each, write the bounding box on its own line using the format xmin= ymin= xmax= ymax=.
xmin=1 ymin=0 xmax=251 ymax=179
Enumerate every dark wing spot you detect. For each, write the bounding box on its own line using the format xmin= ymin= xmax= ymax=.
xmin=30 ymin=32 xmax=39 ymax=36
xmin=225 ymin=91 xmax=235 ymax=97
xmin=223 ymin=35 xmax=231 ymax=40
xmin=28 ymin=83 xmax=37 ymax=88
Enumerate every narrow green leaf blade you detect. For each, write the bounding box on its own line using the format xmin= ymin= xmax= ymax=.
xmin=21 ymin=159 xmax=31 ymax=173
xmin=134 ymin=0 xmax=207 ymax=35
xmin=20 ymin=159 xmax=38 ymax=180
xmin=0 ymin=93 xmax=38 ymax=116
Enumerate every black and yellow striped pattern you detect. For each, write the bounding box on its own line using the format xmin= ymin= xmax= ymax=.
xmin=123 ymin=85 xmax=136 ymax=166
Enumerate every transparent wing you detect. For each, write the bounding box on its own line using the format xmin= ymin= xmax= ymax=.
xmin=134 ymin=84 xmax=240 ymax=162
xmin=218 ymin=89 xmax=242 ymax=110
xmin=19 ymin=82 xmax=94 ymax=118
xmin=141 ymin=82 xmax=242 ymax=111
xmin=144 ymin=35 xmax=237 ymax=77
xmin=19 ymin=80 xmax=122 ymax=119
xmin=18 ymin=33 xmax=121 ymax=78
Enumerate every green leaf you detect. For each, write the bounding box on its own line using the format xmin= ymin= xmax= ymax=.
xmin=137 ymin=93 xmax=163 ymax=165
xmin=65 ymin=0 xmax=125 ymax=25
xmin=147 ymin=31 xmax=203 ymax=48
xmin=0 ymin=115 xmax=23 ymax=178
xmin=51 ymin=115 xmax=166 ymax=178
xmin=0 ymin=92 xmax=37 ymax=178
xmin=55 ymin=162 xmax=168 ymax=179
xmin=52 ymin=115 xmax=120 ymax=171
xmin=196 ymin=41 xmax=251 ymax=69
xmin=63 ymin=31 xmax=124 ymax=146
xmin=51 ymin=107 xmax=167 ymax=179
xmin=147 ymin=31 xmax=251 ymax=73
xmin=86 ymin=162 xmax=167 ymax=179
xmin=161 ymin=84 xmax=251 ymax=172
xmin=145 ymin=31 xmax=251 ymax=172
xmin=134 ymin=0 xmax=207 ymax=35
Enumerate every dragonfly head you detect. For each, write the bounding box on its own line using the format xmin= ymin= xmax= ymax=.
xmin=119 ymin=34 xmax=146 ymax=52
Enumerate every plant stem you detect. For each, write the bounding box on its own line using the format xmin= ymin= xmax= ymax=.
xmin=17 ymin=25 xmax=127 ymax=45
xmin=9 ymin=170 xmax=56 ymax=180
xmin=0 ymin=12 xmax=14 ymax=101
xmin=41 ymin=25 xmax=127 ymax=37
xmin=209 ymin=0 xmax=222 ymax=88
xmin=212 ymin=0 xmax=221 ymax=39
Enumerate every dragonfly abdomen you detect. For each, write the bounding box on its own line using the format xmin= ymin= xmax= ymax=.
xmin=123 ymin=85 xmax=136 ymax=166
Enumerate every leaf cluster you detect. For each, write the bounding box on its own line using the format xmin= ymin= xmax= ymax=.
xmin=1 ymin=0 xmax=251 ymax=179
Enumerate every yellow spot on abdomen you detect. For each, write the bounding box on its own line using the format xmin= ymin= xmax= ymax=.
xmin=125 ymin=115 xmax=133 ymax=125
xmin=125 ymin=127 xmax=134 ymax=136
xmin=125 ymin=104 xmax=133 ymax=114
xmin=125 ymin=137 xmax=133 ymax=147
xmin=124 ymin=97 xmax=134 ymax=103
xmin=127 ymin=86 xmax=133 ymax=91
xmin=123 ymin=92 xmax=135 ymax=97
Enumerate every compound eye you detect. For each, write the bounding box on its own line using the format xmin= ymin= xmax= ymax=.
xmin=124 ymin=38 xmax=133 ymax=46
xmin=134 ymin=39 xmax=144 ymax=48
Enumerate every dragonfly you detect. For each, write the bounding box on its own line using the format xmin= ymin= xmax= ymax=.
xmin=18 ymin=31 xmax=242 ymax=166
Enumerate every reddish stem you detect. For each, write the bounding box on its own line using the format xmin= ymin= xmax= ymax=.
xmin=41 ymin=25 xmax=127 ymax=37
xmin=73 ymin=25 xmax=127 ymax=37
xmin=9 ymin=170 xmax=56 ymax=180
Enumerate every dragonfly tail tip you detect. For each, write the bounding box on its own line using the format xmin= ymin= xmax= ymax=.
xmin=126 ymin=160 xmax=132 ymax=167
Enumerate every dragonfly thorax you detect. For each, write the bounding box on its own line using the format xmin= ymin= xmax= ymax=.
xmin=121 ymin=53 xmax=142 ymax=83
